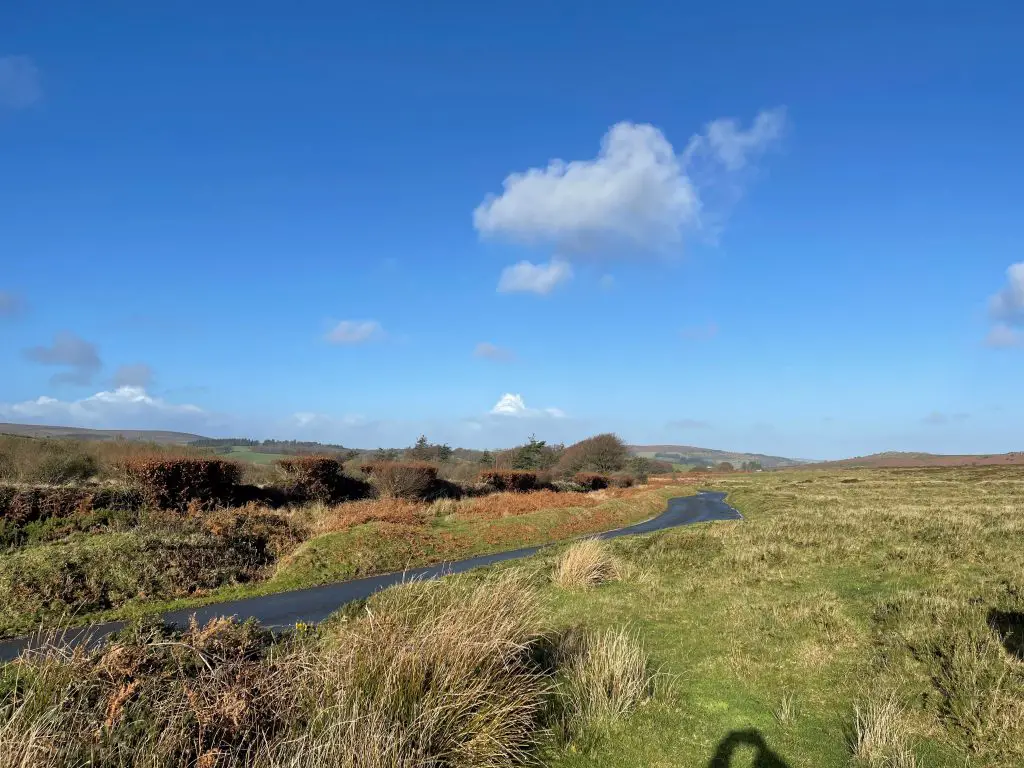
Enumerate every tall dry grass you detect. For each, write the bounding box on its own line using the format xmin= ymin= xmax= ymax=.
xmin=552 ymin=539 xmax=621 ymax=589
xmin=0 ymin=573 xmax=655 ymax=767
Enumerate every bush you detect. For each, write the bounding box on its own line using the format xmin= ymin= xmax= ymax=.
xmin=277 ymin=455 xmax=370 ymax=504
xmin=478 ymin=469 xmax=538 ymax=492
xmin=360 ymin=461 xmax=439 ymax=499
xmin=120 ymin=457 xmax=242 ymax=511
xmin=0 ymin=531 xmax=264 ymax=630
xmin=574 ymin=472 xmax=610 ymax=491
xmin=610 ymin=473 xmax=636 ymax=488
xmin=551 ymin=480 xmax=588 ymax=493
xmin=0 ymin=483 xmax=145 ymax=525
xmin=555 ymin=434 xmax=629 ymax=477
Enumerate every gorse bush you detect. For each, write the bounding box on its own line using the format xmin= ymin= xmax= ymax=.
xmin=359 ymin=461 xmax=438 ymax=499
xmin=121 ymin=457 xmax=242 ymax=511
xmin=478 ymin=469 xmax=538 ymax=492
xmin=276 ymin=455 xmax=370 ymax=504
xmin=574 ymin=472 xmax=610 ymax=491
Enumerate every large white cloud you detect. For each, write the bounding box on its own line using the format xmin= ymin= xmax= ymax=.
xmin=497 ymin=260 xmax=573 ymax=295
xmin=0 ymin=386 xmax=207 ymax=430
xmin=474 ymin=108 xmax=785 ymax=257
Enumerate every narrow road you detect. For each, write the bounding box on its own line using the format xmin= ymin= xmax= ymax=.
xmin=0 ymin=491 xmax=741 ymax=662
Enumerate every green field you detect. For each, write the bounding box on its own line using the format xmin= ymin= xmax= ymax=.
xmin=218 ymin=445 xmax=290 ymax=464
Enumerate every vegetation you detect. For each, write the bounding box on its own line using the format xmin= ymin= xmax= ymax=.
xmin=556 ymin=434 xmax=629 ymax=476
xmin=0 ymin=574 xmax=655 ymax=766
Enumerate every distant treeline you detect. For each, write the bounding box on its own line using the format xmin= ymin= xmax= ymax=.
xmin=190 ymin=438 xmax=258 ymax=448
xmin=188 ymin=438 xmax=354 ymax=456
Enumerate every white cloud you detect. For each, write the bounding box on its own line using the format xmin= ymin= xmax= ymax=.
xmin=325 ymin=320 xmax=385 ymax=345
xmin=989 ymin=262 xmax=1024 ymax=324
xmin=497 ymin=260 xmax=572 ymax=295
xmin=490 ymin=393 xmax=565 ymax=418
xmin=474 ymin=342 xmax=515 ymax=361
xmin=0 ymin=55 xmax=41 ymax=110
xmin=688 ymin=107 xmax=787 ymax=171
xmin=474 ymin=108 xmax=786 ymax=256
xmin=0 ymin=386 xmax=206 ymax=430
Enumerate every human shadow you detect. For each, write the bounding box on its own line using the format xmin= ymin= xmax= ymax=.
xmin=708 ymin=729 xmax=792 ymax=768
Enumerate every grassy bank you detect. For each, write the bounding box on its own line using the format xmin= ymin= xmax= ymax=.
xmin=0 ymin=484 xmax=689 ymax=638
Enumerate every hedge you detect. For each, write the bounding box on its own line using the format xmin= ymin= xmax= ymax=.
xmin=573 ymin=472 xmax=610 ymax=491
xmin=120 ymin=458 xmax=241 ymax=511
xmin=478 ymin=469 xmax=538 ymax=493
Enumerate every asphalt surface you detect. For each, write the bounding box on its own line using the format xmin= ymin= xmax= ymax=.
xmin=0 ymin=490 xmax=741 ymax=662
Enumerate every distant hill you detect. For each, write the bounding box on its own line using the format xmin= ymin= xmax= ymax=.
xmin=0 ymin=423 xmax=206 ymax=445
xmin=628 ymin=444 xmax=803 ymax=469
xmin=807 ymin=451 xmax=1024 ymax=469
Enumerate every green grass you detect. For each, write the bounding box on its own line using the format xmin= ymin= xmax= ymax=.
xmin=0 ymin=486 xmax=688 ymax=638
xmin=449 ymin=466 xmax=1024 ymax=766
xmin=219 ymin=445 xmax=290 ymax=464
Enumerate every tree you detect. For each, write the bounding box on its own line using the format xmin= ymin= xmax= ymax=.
xmin=511 ymin=435 xmax=551 ymax=470
xmin=740 ymin=460 xmax=763 ymax=472
xmin=374 ymin=447 xmax=400 ymax=462
xmin=408 ymin=435 xmax=432 ymax=461
xmin=436 ymin=443 xmax=453 ymax=463
xmin=478 ymin=450 xmax=495 ymax=467
xmin=555 ymin=433 xmax=629 ymax=476
xmin=716 ymin=461 xmax=735 ymax=473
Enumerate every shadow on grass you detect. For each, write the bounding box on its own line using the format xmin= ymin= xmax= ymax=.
xmin=988 ymin=608 xmax=1024 ymax=660
xmin=708 ymin=729 xmax=792 ymax=768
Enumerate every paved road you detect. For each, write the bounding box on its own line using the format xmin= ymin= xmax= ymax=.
xmin=0 ymin=491 xmax=741 ymax=662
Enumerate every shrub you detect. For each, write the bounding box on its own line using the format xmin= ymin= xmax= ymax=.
xmin=555 ymin=434 xmax=629 ymax=477
xmin=552 ymin=539 xmax=621 ymax=589
xmin=121 ymin=457 xmax=242 ymax=511
xmin=0 ymin=530 xmax=265 ymax=630
xmin=33 ymin=450 xmax=99 ymax=484
xmin=0 ymin=484 xmax=145 ymax=526
xmin=276 ymin=455 xmax=370 ymax=504
xmin=360 ymin=461 xmax=438 ymax=499
xmin=574 ymin=472 xmax=610 ymax=491
xmin=609 ymin=473 xmax=636 ymax=488
xmin=478 ymin=469 xmax=538 ymax=492
xmin=552 ymin=480 xmax=587 ymax=493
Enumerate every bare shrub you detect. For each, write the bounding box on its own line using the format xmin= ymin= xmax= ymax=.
xmin=276 ymin=455 xmax=369 ymax=504
xmin=360 ymin=461 xmax=438 ymax=500
xmin=478 ymin=469 xmax=537 ymax=492
xmin=552 ymin=539 xmax=621 ymax=589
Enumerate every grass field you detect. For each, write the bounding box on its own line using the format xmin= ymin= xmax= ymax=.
xmin=3 ymin=466 xmax=1022 ymax=766
xmin=217 ymin=445 xmax=290 ymax=464
xmin=484 ymin=466 xmax=1023 ymax=766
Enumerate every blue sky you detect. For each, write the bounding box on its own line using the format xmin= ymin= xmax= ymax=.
xmin=2 ymin=1 xmax=1023 ymax=459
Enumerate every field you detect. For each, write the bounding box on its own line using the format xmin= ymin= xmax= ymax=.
xmin=216 ymin=445 xmax=291 ymax=465
xmin=2 ymin=456 xmax=1022 ymax=766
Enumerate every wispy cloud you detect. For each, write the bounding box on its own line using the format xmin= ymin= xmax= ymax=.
xmin=113 ymin=363 xmax=155 ymax=389
xmin=474 ymin=342 xmax=515 ymax=362
xmin=986 ymin=323 xmax=1023 ymax=348
xmin=0 ymin=291 xmax=26 ymax=318
xmin=0 ymin=55 xmax=42 ymax=110
xmin=922 ymin=411 xmax=970 ymax=426
xmin=325 ymin=320 xmax=385 ymax=345
xmin=23 ymin=331 xmax=102 ymax=385
xmin=667 ymin=418 xmax=712 ymax=430
xmin=474 ymin=108 xmax=786 ymax=258
xmin=497 ymin=260 xmax=572 ymax=295
xmin=680 ymin=322 xmax=719 ymax=341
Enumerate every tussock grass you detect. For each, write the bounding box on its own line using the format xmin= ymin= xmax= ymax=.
xmin=0 ymin=574 xmax=654 ymax=767
xmin=552 ymin=626 xmax=655 ymax=746
xmin=552 ymin=539 xmax=621 ymax=590
xmin=852 ymin=692 xmax=920 ymax=768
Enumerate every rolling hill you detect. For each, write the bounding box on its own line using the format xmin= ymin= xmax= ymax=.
xmin=0 ymin=423 xmax=206 ymax=445
xmin=628 ymin=444 xmax=803 ymax=469
xmin=805 ymin=451 xmax=1024 ymax=469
